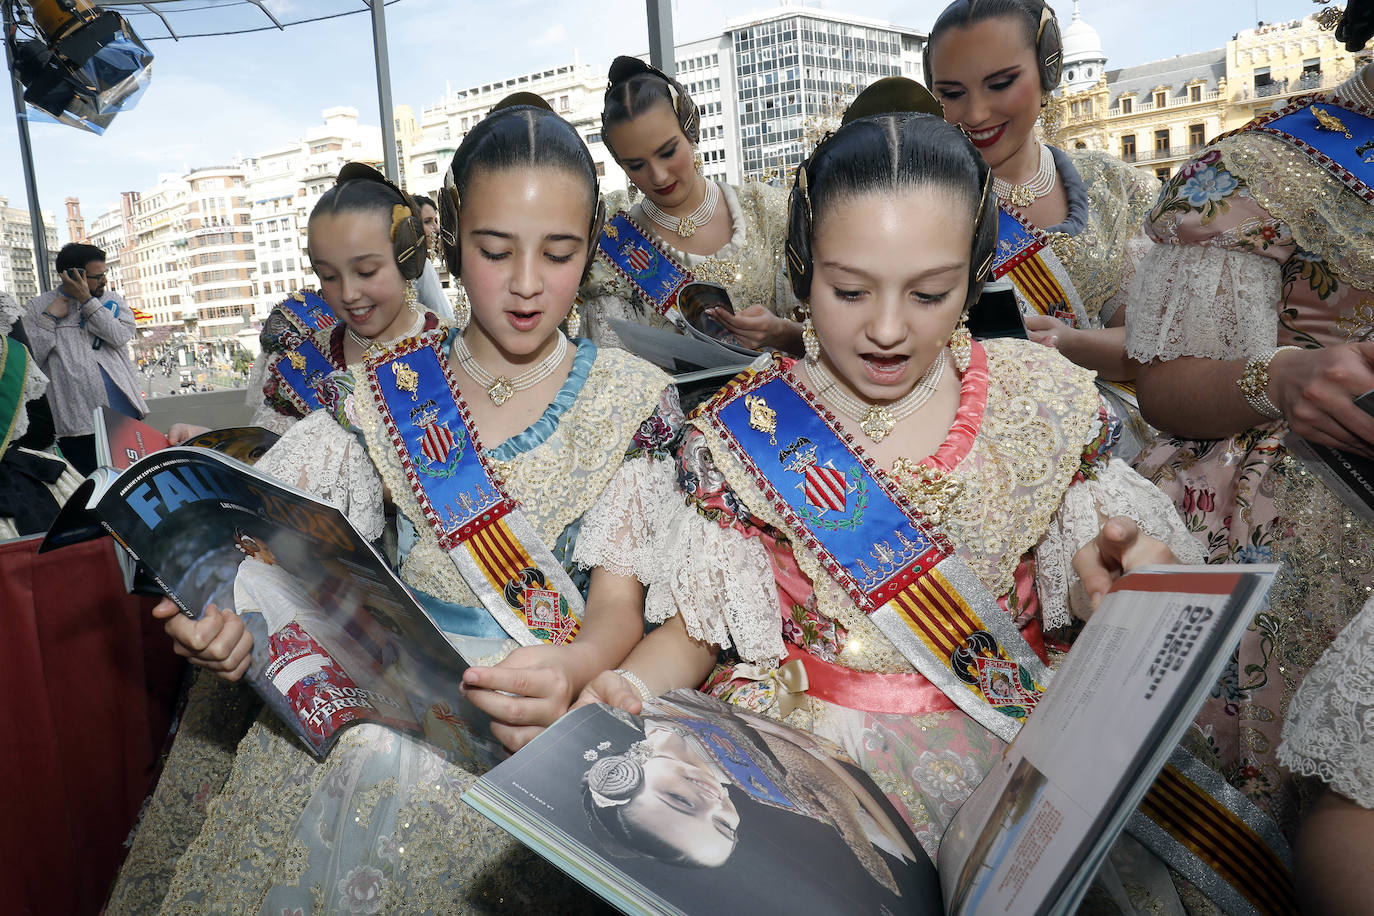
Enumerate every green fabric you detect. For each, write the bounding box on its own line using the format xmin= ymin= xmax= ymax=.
xmin=0 ymin=336 xmax=30 ymax=456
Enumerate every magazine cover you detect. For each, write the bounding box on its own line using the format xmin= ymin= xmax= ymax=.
xmin=45 ymin=446 xmax=505 ymax=771
xmin=464 ymin=689 xmax=942 ymax=916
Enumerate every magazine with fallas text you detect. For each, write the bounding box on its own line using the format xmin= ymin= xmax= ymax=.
xmin=42 ymin=445 xmax=506 ymax=771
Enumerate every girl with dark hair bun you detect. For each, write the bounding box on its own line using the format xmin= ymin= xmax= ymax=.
xmin=579 ymin=82 xmax=1199 ymax=877
xmin=1126 ymin=4 xmax=1374 ymax=898
xmin=926 ymin=0 xmax=1158 ymax=460
xmin=582 ymin=56 xmax=804 ymax=354
xmin=109 ymin=101 xmax=684 ymax=914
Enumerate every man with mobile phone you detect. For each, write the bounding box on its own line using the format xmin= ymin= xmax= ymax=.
xmin=21 ymin=243 xmax=147 ymax=474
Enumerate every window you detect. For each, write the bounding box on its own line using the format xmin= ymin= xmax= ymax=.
xmin=1119 ymin=95 xmax=1133 ymax=114
xmin=422 ymin=161 xmax=438 ymax=174
xmin=1121 ymin=134 xmax=1136 ymax=160
xmin=1154 ymin=166 xmax=1171 ymax=181
xmin=595 ymin=162 xmax=605 ymax=177
xmin=1154 ymin=128 xmax=1170 ymax=152
xmin=1188 ymin=123 xmax=1206 ymax=150
xmin=1153 ymin=89 xmax=1167 ymax=108
xmin=1189 ymin=83 xmax=1202 ymax=102
xmin=559 ymin=95 xmax=569 ymax=111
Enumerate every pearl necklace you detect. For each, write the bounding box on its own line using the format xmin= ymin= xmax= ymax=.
xmin=346 ymin=313 xmax=425 ymax=353
xmin=641 ymin=179 xmax=720 ymax=239
xmin=1339 ymin=69 xmax=1374 ymax=110
xmin=992 ymin=143 xmax=1057 ymax=209
xmin=808 ymin=351 xmax=947 ymax=443
xmin=452 ymin=330 xmax=569 ymax=406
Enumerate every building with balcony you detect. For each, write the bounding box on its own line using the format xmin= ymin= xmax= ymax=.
xmin=243 ymin=107 xmax=383 ymax=320
xmin=184 ymin=166 xmax=255 ymax=340
xmin=125 ymin=175 xmax=191 ymax=331
xmin=1053 ymin=12 xmax=1361 ymax=182
xmin=0 ymin=198 xmax=58 ymax=303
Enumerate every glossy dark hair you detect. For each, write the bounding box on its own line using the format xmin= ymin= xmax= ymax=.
xmin=412 ymin=193 xmax=437 ymax=214
xmin=785 ymin=112 xmax=996 ymax=310
xmin=925 ymin=0 xmax=1063 ymax=91
xmin=440 ymin=102 xmax=602 ymax=281
xmin=309 ymin=175 xmax=427 ymax=281
xmin=1341 ymin=0 xmax=1374 ymax=51
xmin=601 ymin=56 xmax=701 ymax=157
xmin=55 ymin=242 xmax=106 ymax=272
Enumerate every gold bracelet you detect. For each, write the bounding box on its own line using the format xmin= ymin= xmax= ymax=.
xmin=1237 ymin=346 xmax=1299 ymax=420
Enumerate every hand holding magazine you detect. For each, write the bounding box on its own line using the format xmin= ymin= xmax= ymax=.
xmin=463 ymin=564 xmax=1276 ymax=916
xmin=42 ymin=444 xmax=506 ymax=771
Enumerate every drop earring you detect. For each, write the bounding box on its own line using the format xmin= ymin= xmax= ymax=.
xmin=452 ymin=281 xmax=471 ymax=332
xmin=693 ymin=150 xmax=705 ymax=174
xmin=802 ymin=306 xmax=820 ymax=364
xmin=405 ymin=278 xmax=420 ymax=315
xmin=949 ymin=315 xmax=972 ymax=373
xmin=566 ymin=298 xmax=583 ymax=338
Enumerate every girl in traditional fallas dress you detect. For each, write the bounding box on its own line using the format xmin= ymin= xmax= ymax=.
xmin=578 ymin=79 xmax=1228 ymax=910
xmin=110 ymin=96 xmax=680 ymax=914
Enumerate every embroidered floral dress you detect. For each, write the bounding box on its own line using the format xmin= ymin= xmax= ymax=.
xmin=1126 ymin=70 xmax=1374 ymax=841
xmin=648 ymin=339 xmax=1200 ymax=859
xmin=108 ymin=339 xmax=682 ymax=915
xmin=581 ymin=181 xmax=800 ymax=348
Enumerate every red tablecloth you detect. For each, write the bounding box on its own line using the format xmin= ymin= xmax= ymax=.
xmin=0 ymin=535 xmax=184 ymax=916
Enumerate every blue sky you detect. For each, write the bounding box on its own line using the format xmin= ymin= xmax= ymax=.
xmin=0 ymin=0 xmax=1326 ymax=241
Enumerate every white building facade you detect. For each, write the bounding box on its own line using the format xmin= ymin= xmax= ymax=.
xmin=0 ymin=198 xmax=58 ymax=303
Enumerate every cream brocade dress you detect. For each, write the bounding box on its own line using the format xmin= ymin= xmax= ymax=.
xmin=581 ymin=180 xmax=799 ymax=348
xmin=653 ymin=339 xmax=1201 ymax=858
xmin=1126 ymin=69 xmax=1374 ymax=843
xmin=107 ymin=341 xmax=682 ymax=915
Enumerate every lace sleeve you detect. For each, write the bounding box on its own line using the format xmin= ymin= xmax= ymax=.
xmin=1034 ymin=458 xmax=1205 ymax=629
xmin=1279 ymin=596 xmax=1374 ymax=807
xmin=572 ymin=455 xmax=681 ymax=581
xmin=1099 ymin=230 xmax=1152 ymax=326
xmin=1125 ymin=243 xmax=1280 ymax=363
xmin=642 ymin=500 xmax=787 ymax=667
xmin=254 ymin=411 xmax=385 ymax=541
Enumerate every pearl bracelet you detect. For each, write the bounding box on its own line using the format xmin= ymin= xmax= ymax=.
xmin=1237 ymin=346 xmax=1299 ymax=420
xmin=613 ymin=668 xmax=653 ymax=704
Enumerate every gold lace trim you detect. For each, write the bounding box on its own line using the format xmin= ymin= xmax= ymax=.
xmin=1054 ymin=150 xmax=1159 ymax=324
xmin=696 ymin=340 xmax=1101 ymax=674
xmin=1218 ymin=131 xmax=1374 ymax=292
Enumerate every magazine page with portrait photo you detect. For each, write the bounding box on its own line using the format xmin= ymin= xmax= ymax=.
xmin=463 ymin=688 xmax=942 ymax=916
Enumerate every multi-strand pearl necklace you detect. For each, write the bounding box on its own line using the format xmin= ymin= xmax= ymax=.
xmin=452 ymin=330 xmax=569 ymax=406
xmin=809 ymin=351 xmax=947 ymax=443
xmin=1339 ymin=70 xmax=1374 ymax=110
xmin=641 ymin=179 xmax=720 ymax=239
xmin=992 ymin=143 xmax=1057 ymax=210
xmin=346 ymin=313 xmax=425 ymax=353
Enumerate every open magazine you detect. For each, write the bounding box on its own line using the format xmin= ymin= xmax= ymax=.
xmin=91 ymin=408 xmax=284 ymax=593
xmin=608 ymin=282 xmax=759 ymax=377
xmin=463 ymin=564 xmax=1275 ymax=916
xmin=41 ymin=445 xmax=506 ymax=771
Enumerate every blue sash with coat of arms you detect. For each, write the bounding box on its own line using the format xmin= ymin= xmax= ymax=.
xmin=596 ymin=210 xmax=693 ymax=323
xmin=362 ymin=330 xmax=585 ymax=647
xmin=265 ymin=291 xmax=340 ymax=415
xmin=1222 ymin=94 xmax=1374 ymax=201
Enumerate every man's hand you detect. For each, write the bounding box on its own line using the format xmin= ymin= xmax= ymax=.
xmin=573 ymin=669 xmax=645 ymax=716
xmin=1072 ymin=517 xmax=1177 ymax=617
xmin=58 ymin=268 xmax=91 ymax=305
xmin=168 ymin=423 xmax=212 ymax=445
xmin=461 ymin=644 xmax=582 ymax=752
xmin=153 ymin=597 xmax=254 ymax=680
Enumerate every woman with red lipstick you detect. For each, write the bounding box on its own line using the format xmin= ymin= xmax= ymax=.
xmin=582 ymin=56 xmax=804 ymax=354
xmin=925 ymin=0 xmax=1158 ymax=459
xmin=112 ymin=99 xmax=682 ymax=914
xmin=576 ymin=82 xmax=1199 ymax=879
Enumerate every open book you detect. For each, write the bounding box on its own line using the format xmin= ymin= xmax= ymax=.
xmin=463 ymin=564 xmax=1275 ymax=916
xmin=41 ymin=445 xmax=506 ymax=771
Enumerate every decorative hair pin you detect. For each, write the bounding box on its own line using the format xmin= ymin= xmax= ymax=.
xmin=584 ymin=740 xmax=653 ymax=809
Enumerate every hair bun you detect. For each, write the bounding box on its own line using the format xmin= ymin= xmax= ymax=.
xmin=332 ymin=162 xmax=426 ymax=281
xmin=843 ymin=76 xmax=943 ymax=124
xmin=493 ymin=91 xmax=555 ymax=113
xmin=585 ymin=755 xmax=643 ymax=806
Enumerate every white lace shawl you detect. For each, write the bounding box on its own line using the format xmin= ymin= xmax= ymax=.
xmin=243 ymin=351 xmax=301 ymax=436
xmin=1125 ymin=242 xmax=1281 ymax=363
xmin=643 ymin=456 xmax=1203 ymax=666
xmin=1278 ymin=595 xmax=1374 ymax=807
xmin=254 ymin=411 xmax=386 ymax=541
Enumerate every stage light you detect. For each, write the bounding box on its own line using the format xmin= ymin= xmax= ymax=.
xmin=6 ymin=0 xmax=153 ymax=135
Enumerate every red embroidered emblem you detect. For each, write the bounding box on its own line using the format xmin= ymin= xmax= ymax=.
xmin=805 ymin=464 xmax=848 ymax=513
xmin=627 ymin=245 xmax=653 ymax=273
xmin=522 ymin=586 xmax=560 ymax=628
xmin=420 ymin=420 xmax=457 ymax=466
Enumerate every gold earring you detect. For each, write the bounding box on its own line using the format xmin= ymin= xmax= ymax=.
xmin=452 ymin=281 xmax=471 ymax=332
xmin=693 ymin=150 xmax=704 ymax=174
xmin=949 ymin=315 xmax=972 ymax=373
xmin=405 ymin=279 xmax=420 ymax=316
xmin=566 ymin=299 xmax=583 ymax=338
xmin=802 ymin=307 xmax=820 ymax=364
